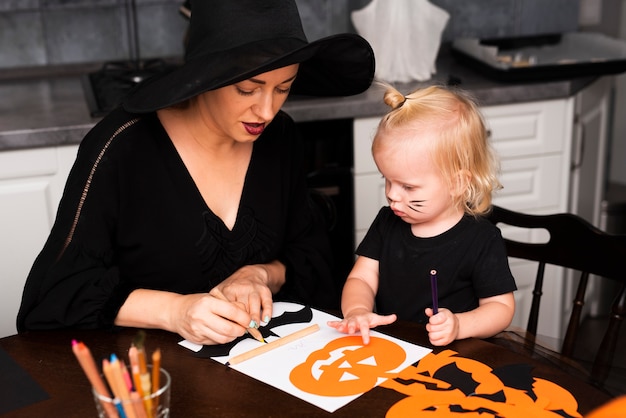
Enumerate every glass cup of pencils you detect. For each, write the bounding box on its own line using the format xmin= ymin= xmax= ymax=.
xmin=92 ymin=365 xmax=171 ymax=418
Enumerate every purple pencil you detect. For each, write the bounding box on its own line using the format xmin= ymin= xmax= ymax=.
xmin=430 ymin=269 xmax=439 ymax=314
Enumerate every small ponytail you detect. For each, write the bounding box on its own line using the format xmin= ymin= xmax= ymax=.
xmin=383 ymin=86 xmax=406 ymax=110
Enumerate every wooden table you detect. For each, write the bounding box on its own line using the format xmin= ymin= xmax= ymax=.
xmin=0 ymin=322 xmax=611 ymax=417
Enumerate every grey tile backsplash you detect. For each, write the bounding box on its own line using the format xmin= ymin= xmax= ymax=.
xmin=0 ymin=0 xmax=579 ymax=70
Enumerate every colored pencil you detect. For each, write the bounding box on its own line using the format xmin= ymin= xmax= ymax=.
xmin=122 ymin=360 xmax=133 ymax=391
xmin=213 ymin=289 xmax=266 ymax=343
xmin=151 ymin=348 xmax=161 ymax=417
xmin=130 ymin=391 xmax=148 ymax=418
xmin=430 ymin=269 xmax=439 ymax=315
xmin=71 ymin=340 xmax=120 ymax=418
xmin=226 ymin=323 xmax=320 ymax=366
xmin=109 ymin=354 xmax=137 ymax=418
xmin=246 ymin=326 xmax=266 ymax=343
xmin=103 ymin=359 xmax=129 ymax=418
xmin=128 ymin=346 xmax=150 ymax=413
xmin=133 ymin=335 xmax=153 ymax=412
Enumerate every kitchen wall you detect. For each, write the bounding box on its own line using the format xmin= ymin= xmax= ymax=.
xmin=0 ymin=0 xmax=579 ymax=71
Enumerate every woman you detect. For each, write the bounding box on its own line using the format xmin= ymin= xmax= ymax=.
xmin=17 ymin=0 xmax=375 ymax=345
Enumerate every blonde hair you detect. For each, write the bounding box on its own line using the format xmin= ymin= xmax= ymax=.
xmin=373 ymin=83 xmax=501 ymax=216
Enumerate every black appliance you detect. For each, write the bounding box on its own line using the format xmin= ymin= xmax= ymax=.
xmin=82 ymin=0 xmax=180 ymax=117
xmin=81 ymin=59 xmax=179 ymax=117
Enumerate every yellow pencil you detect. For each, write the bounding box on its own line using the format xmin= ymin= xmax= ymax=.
xmin=226 ymin=323 xmax=320 ymax=366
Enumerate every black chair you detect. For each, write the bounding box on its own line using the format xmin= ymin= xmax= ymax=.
xmin=486 ymin=205 xmax=626 ymax=392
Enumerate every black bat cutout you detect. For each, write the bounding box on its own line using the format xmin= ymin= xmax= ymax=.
xmin=192 ymin=305 xmax=314 ymax=358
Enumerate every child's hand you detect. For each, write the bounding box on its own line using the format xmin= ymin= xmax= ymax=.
xmin=327 ymin=309 xmax=397 ymax=345
xmin=425 ymin=307 xmax=459 ymax=346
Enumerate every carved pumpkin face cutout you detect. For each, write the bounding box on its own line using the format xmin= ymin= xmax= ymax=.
xmin=381 ymin=350 xmax=582 ymax=417
xmin=290 ymin=336 xmax=406 ymax=397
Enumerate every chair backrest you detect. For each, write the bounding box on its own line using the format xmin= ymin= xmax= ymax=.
xmin=486 ymin=205 xmax=626 ymax=387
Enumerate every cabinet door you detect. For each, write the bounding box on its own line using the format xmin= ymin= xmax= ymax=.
xmin=569 ymin=77 xmax=611 ymax=227
xmin=0 ymin=145 xmax=77 ymax=337
xmin=484 ymin=98 xmax=574 ymax=213
xmin=569 ymin=78 xmax=612 ymax=318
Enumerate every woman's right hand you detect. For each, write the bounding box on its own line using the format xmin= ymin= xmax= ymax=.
xmin=116 ymin=289 xmax=254 ymax=346
xmin=170 ymin=292 xmax=254 ymax=345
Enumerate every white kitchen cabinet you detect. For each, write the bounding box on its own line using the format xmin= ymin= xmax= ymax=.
xmin=0 ymin=144 xmax=78 ymax=338
xmin=353 ymin=94 xmax=587 ymax=340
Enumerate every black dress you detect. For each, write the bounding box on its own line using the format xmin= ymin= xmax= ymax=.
xmin=17 ymin=107 xmax=336 ymax=331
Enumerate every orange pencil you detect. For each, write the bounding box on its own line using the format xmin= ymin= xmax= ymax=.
xmin=103 ymin=359 xmax=126 ymax=417
xmin=71 ymin=340 xmax=119 ymax=418
xmin=134 ymin=342 xmax=153 ymax=409
xmin=137 ymin=349 xmax=152 ymax=406
xmin=131 ymin=363 xmax=152 ymax=416
xmin=137 ymin=345 xmax=148 ymax=375
xmin=151 ymin=348 xmax=161 ymax=417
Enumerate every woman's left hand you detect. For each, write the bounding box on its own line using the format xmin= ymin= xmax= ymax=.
xmin=215 ymin=264 xmax=277 ymax=326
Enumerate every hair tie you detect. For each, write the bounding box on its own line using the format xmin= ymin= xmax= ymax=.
xmin=395 ymin=96 xmax=407 ymax=110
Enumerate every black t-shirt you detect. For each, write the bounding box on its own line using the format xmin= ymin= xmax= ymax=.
xmin=357 ymin=207 xmax=517 ymax=324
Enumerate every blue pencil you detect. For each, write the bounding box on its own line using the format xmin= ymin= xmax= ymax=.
xmin=430 ymin=269 xmax=439 ymax=314
xmin=114 ymin=399 xmax=127 ymax=418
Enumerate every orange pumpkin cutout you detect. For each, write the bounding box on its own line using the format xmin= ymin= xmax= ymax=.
xmin=381 ymin=350 xmax=582 ymax=418
xmin=290 ymin=336 xmax=406 ymax=397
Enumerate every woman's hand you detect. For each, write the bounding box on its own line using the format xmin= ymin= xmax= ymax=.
xmin=170 ymin=292 xmax=253 ymax=345
xmin=327 ymin=308 xmax=397 ymax=345
xmin=216 ymin=262 xmax=284 ymax=327
xmin=116 ymin=289 xmax=254 ymax=345
xmin=425 ymin=307 xmax=459 ymax=346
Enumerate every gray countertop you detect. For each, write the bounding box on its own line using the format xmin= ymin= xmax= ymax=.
xmin=0 ymin=48 xmax=595 ymax=152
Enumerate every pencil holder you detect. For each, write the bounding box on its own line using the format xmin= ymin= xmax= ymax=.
xmin=92 ymin=365 xmax=171 ymax=418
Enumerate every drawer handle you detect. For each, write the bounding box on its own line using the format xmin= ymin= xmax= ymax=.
xmin=571 ymin=122 xmax=585 ymax=171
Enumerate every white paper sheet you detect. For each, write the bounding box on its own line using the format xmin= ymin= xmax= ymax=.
xmin=180 ymin=302 xmax=432 ymax=413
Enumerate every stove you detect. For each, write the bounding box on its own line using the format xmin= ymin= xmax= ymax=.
xmin=81 ymin=59 xmax=179 ymax=117
xmin=81 ymin=0 xmax=189 ymax=117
